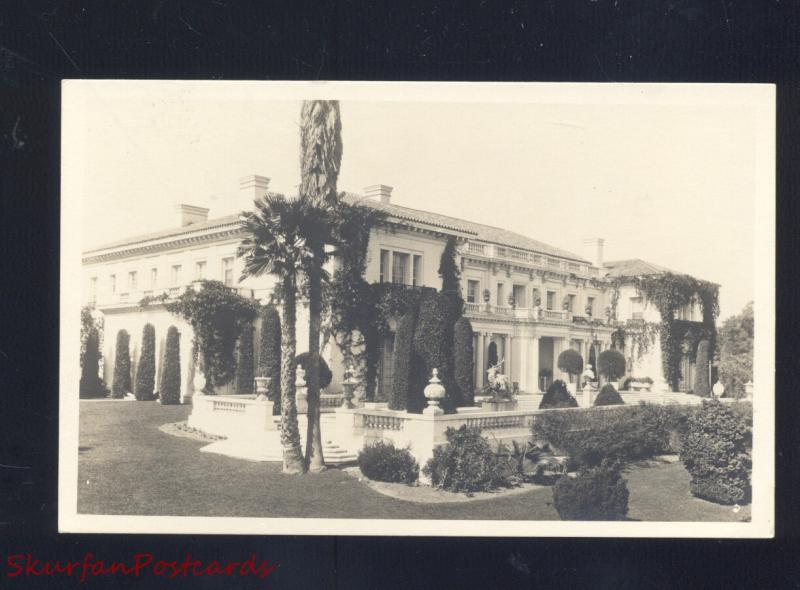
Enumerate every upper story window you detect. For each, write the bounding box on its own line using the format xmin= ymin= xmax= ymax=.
xmin=171 ymin=265 xmax=182 ymax=286
xmin=467 ymin=280 xmax=479 ymax=303
xmin=546 ymin=290 xmax=555 ymax=311
xmin=566 ymin=293 xmax=576 ymax=312
xmin=222 ymin=257 xmax=234 ymax=287
xmin=412 ymin=255 xmax=422 ymax=287
xmin=586 ymin=296 xmax=595 ymax=317
xmin=496 ymin=283 xmax=505 ymax=306
xmin=150 ymin=267 xmax=158 ymax=289
xmin=392 ymin=252 xmax=409 ymax=284
xmin=128 ymin=271 xmax=137 ymax=292
xmin=195 ymin=260 xmax=207 ymax=281
xmin=379 ymin=250 xmax=390 ymax=283
xmin=110 ymin=274 xmax=116 ymax=294
xmin=89 ymin=277 xmax=97 ymax=303
xmin=630 ymin=296 xmax=644 ymax=319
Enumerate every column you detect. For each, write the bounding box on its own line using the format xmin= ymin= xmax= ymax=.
xmin=519 ymin=338 xmax=529 ymax=392
xmin=531 ymin=336 xmax=540 ymax=392
xmin=506 ymin=335 xmax=513 ymax=384
xmin=475 ymin=332 xmax=485 ymax=389
xmin=555 ymin=337 xmax=568 ymax=381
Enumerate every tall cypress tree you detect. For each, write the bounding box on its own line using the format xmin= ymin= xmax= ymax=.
xmin=259 ymin=305 xmax=282 ymax=414
xmin=160 ymin=326 xmax=181 ymax=404
xmin=80 ymin=327 xmax=106 ymax=398
xmin=235 ymin=324 xmax=255 ymax=394
xmin=389 ymin=310 xmax=418 ymax=411
xmin=134 ymin=324 xmax=156 ymax=400
xmin=453 ymin=316 xmax=475 ymax=407
xmin=111 ymin=329 xmax=131 ymax=398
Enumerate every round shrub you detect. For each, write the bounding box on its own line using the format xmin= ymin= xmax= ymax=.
xmin=694 ymin=339 xmax=711 ymax=396
xmin=539 ymin=379 xmax=579 ymax=409
xmin=111 ymin=329 xmax=132 ymax=398
xmin=160 ymin=326 xmax=181 ymax=405
xmin=557 ymin=349 xmax=583 ymax=378
xmin=235 ymin=325 xmax=255 ymax=394
xmin=422 ymin=425 xmax=508 ymax=493
xmin=594 ymin=384 xmax=625 ymax=406
xmin=389 ymin=311 xmax=416 ymax=411
xmin=134 ymin=324 xmax=156 ymax=401
xmin=679 ymin=399 xmax=751 ymax=504
xmin=358 ymin=441 xmax=419 ymax=484
xmin=259 ymin=305 xmax=282 ymax=414
xmin=453 ymin=317 xmax=475 ymax=407
xmin=294 ymin=352 xmax=332 ymax=389
xmin=552 ymin=461 xmax=629 ymax=520
xmin=80 ymin=327 xmax=107 ymax=398
xmin=598 ymin=349 xmax=626 ymax=381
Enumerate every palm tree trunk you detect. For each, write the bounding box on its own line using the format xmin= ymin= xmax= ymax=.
xmin=304 ymin=262 xmax=326 ymax=472
xmin=279 ymin=276 xmax=304 ymax=473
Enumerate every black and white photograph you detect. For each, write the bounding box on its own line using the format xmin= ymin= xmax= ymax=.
xmin=59 ymin=81 xmax=774 ymax=537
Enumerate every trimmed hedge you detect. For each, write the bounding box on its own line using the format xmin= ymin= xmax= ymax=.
xmin=389 ymin=310 xmax=417 ymax=411
xmin=557 ymin=349 xmax=583 ymax=378
xmin=539 ymin=379 xmax=578 ymax=409
xmin=453 ymin=317 xmax=475 ymax=407
xmin=294 ymin=352 xmax=333 ymax=389
xmin=259 ymin=305 xmax=282 ymax=414
xmin=134 ymin=324 xmax=156 ymax=401
xmin=358 ymin=441 xmax=419 ymax=484
xmin=680 ymin=399 xmax=751 ymax=504
xmin=412 ymin=291 xmax=454 ymax=413
xmin=593 ymin=384 xmax=624 ymax=406
xmin=553 ymin=461 xmax=629 ymax=520
xmin=423 ymin=425 xmax=509 ymax=493
xmin=694 ymin=339 xmax=711 ymax=396
xmin=111 ymin=329 xmax=132 ymax=398
xmin=598 ymin=349 xmax=626 ymax=381
xmin=235 ymin=325 xmax=255 ymax=394
xmin=532 ymin=404 xmax=693 ymax=468
xmin=79 ymin=327 xmax=107 ymax=398
xmin=160 ymin=326 xmax=181 ymax=405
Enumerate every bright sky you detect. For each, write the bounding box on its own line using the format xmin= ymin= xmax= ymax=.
xmin=73 ymin=82 xmax=769 ymax=320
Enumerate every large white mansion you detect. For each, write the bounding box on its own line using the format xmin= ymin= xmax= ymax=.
xmin=81 ymin=174 xmax=706 ymax=401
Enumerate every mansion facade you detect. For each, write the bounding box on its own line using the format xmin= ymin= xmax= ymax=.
xmin=81 ymin=174 xmax=707 ymax=401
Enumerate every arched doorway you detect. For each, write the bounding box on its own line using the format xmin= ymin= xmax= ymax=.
xmin=487 ymin=341 xmax=498 ymax=369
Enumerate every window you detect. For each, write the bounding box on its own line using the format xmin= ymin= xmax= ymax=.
xmin=567 ymin=293 xmax=576 ymax=312
xmin=392 ymin=252 xmax=409 ymax=284
xmin=222 ymin=257 xmax=234 ymax=287
xmin=513 ymin=285 xmax=527 ymax=308
xmin=379 ymin=249 xmax=390 ymax=283
xmin=412 ymin=255 xmax=422 ymax=287
xmin=630 ymin=296 xmax=644 ymax=319
xmin=195 ymin=260 xmax=206 ymax=280
xmin=127 ymin=271 xmax=137 ymax=292
xmin=467 ymin=280 xmax=479 ymax=303
xmin=150 ymin=267 xmax=158 ymax=288
xmin=171 ymin=265 xmax=182 ymax=286
xmin=546 ymin=290 xmax=555 ymax=310
xmin=89 ymin=277 xmax=97 ymax=302
xmin=110 ymin=274 xmax=116 ymax=294
xmin=496 ymin=283 xmax=505 ymax=306
xmin=586 ymin=296 xmax=595 ymax=316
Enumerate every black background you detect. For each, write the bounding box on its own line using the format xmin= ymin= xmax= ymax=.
xmin=1 ymin=1 xmax=798 ymax=587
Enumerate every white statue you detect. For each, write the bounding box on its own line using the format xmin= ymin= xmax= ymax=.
xmin=295 ymin=365 xmax=306 ymax=387
xmin=485 ymin=359 xmax=512 ymax=400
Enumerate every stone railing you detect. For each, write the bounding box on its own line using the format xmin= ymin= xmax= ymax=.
xmin=460 ymin=242 xmax=599 ymax=277
xmin=320 ymin=393 xmax=344 ymax=411
xmin=211 ymin=398 xmax=248 ymax=413
xmin=187 ymin=393 xmax=276 ymax=438
xmin=362 ymin=413 xmax=409 ymax=431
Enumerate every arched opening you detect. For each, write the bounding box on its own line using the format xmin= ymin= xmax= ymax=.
xmin=487 ymin=341 xmax=498 ymax=369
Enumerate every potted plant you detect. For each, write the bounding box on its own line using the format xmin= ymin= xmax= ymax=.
xmin=481 ymin=360 xmax=517 ymax=411
xmin=597 ymin=349 xmax=626 ymax=388
xmin=557 ymin=349 xmax=583 ymax=394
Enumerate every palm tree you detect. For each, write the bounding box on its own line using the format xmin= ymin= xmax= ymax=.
xmin=298 ymin=100 xmax=343 ymax=472
xmin=238 ymin=194 xmax=309 ymax=474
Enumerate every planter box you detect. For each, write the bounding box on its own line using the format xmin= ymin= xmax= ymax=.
xmin=481 ymin=399 xmax=519 ymax=412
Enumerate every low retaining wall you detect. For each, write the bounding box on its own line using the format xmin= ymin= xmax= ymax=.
xmin=187 ymin=394 xmax=277 ymax=439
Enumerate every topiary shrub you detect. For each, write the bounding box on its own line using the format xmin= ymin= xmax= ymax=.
xmin=594 ymin=384 xmax=624 ymax=406
xmin=80 ymin=327 xmax=107 ymax=398
xmin=294 ymin=352 xmax=332 ymax=389
xmin=680 ymin=399 xmax=751 ymax=504
xmin=389 ymin=310 xmax=417 ymax=411
xmin=598 ymin=349 xmax=626 ymax=382
xmin=259 ymin=305 xmax=281 ymax=415
xmin=111 ymin=329 xmax=132 ymax=398
xmin=411 ymin=291 xmax=455 ymax=413
xmin=539 ymin=379 xmax=578 ymax=409
xmin=552 ymin=461 xmax=629 ymax=520
xmin=235 ymin=325 xmax=255 ymax=394
xmin=453 ymin=317 xmax=475 ymax=407
xmin=160 ymin=326 xmax=181 ymax=405
xmin=557 ymin=349 xmax=583 ymax=381
xmin=423 ymin=425 xmax=508 ymax=493
xmin=694 ymin=339 xmax=711 ymax=396
xmin=134 ymin=324 xmax=156 ymax=401
xmin=358 ymin=441 xmax=419 ymax=484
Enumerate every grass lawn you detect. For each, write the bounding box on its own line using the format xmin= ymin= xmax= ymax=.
xmin=77 ymin=400 xmax=749 ymax=522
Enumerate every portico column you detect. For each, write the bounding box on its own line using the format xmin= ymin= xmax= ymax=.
xmin=506 ymin=335 xmax=513 ymax=384
xmin=475 ymin=332 xmax=485 ymax=389
xmin=531 ymin=336 xmax=540 ymax=393
xmin=555 ymin=337 xmax=568 ymax=381
xmin=519 ymin=338 xmax=529 ymax=392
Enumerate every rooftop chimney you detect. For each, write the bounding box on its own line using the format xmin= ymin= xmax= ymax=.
xmin=364 ymin=184 xmax=393 ymax=204
xmin=239 ymin=174 xmax=271 ymax=210
xmin=176 ymin=204 xmax=210 ymax=227
xmin=582 ymin=237 xmax=605 ymax=269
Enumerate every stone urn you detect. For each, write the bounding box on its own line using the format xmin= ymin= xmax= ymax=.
xmin=254 ymin=376 xmax=269 ymax=402
xmin=340 ymin=366 xmax=360 ymax=409
xmin=423 ymin=368 xmax=446 ymax=415
xmin=295 ymin=365 xmax=308 ymax=413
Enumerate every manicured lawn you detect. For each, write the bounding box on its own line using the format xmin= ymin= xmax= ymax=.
xmin=77 ymin=400 xmax=749 ymax=522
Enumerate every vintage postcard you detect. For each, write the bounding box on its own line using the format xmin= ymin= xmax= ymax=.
xmin=59 ymin=81 xmax=774 ymax=537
